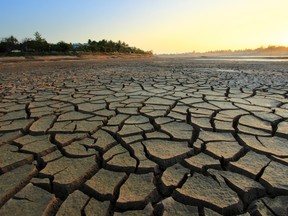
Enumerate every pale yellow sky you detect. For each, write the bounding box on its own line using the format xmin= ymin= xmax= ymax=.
xmin=123 ymin=0 xmax=288 ymax=53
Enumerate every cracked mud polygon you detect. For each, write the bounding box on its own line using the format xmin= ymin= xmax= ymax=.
xmin=0 ymin=58 xmax=287 ymax=215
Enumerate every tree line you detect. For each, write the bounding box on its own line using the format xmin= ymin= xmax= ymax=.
xmin=0 ymin=32 xmax=152 ymax=55
xmin=205 ymin=45 xmax=288 ymax=55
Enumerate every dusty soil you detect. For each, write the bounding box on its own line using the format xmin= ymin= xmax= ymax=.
xmin=0 ymin=57 xmax=287 ymax=215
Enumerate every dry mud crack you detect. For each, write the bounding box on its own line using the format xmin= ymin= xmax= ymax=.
xmin=0 ymin=58 xmax=288 ymax=215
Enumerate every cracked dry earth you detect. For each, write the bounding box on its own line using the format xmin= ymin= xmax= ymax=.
xmin=0 ymin=58 xmax=288 ymax=216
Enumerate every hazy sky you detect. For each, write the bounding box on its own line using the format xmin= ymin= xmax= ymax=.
xmin=1 ymin=0 xmax=288 ymax=53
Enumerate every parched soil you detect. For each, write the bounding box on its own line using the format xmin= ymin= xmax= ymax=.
xmin=0 ymin=57 xmax=288 ymax=215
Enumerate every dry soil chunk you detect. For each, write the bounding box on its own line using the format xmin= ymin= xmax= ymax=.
xmin=74 ymin=120 xmax=102 ymax=133
xmin=58 ymin=111 xmax=93 ymax=121
xmin=63 ymin=138 xmax=96 ymax=157
xmin=130 ymin=142 xmax=158 ymax=173
xmin=84 ymin=169 xmax=127 ymax=200
xmin=0 ymin=164 xmax=37 ymax=206
xmin=160 ymin=163 xmax=190 ymax=195
xmin=0 ymin=183 xmax=54 ymax=216
xmin=158 ymin=197 xmax=199 ymax=216
xmin=173 ymin=173 xmax=243 ymax=215
xmin=145 ymin=97 xmax=174 ymax=105
xmin=160 ymin=121 xmax=193 ymax=140
xmin=208 ymin=169 xmax=266 ymax=205
xmin=0 ymin=110 xmax=27 ymax=122
xmin=143 ymin=139 xmax=193 ymax=167
xmin=205 ymin=141 xmax=244 ymax=161
xmin=248 ymin=199 xmax=276 ymax=216
xmin=145 ymin=131 xmax=170 ymax=139
xmin=246 ymin=97 xmax=281 ymax=107
xmin=116 ymin=173 xmax=157 ymax=210
xmin=239 ymin=134 xmax=288 ymax=157
xmin=56 ymin=190 xmax=89 ymax=216
xmin=15 ymin=134 xmax=57 ymax=156
xmin=0 ymin=131 xmax=22 ymax=145
xmin=0 ymin=119 xmax=34 ymax=132
xmin=0 ymin=144 xmax=34 ymax=174
xmin=261 ymin=196 xmax=288 ymax=216
xmin=260 ymin=161 xmax=288 ymax=195
xmin=103 ymin=145 xmax=137 ymax=173
xmin=118 ymin=124 xmax=144 ymax=136
xmin=108 ymin=114 xmax=129 ymax=126
xmin=184 ymin=153 xmax=221 ymax=172
xmin=258 ymin=136 xmax=288 ymax=157
xmin=78 ymin=102 xmax=106 ymax=112
xmin=239 ymin=115 xmax=271 ymax=132
xmin=91 ymin=129 xmax=117 ymax=152
xmin=228 ymin=151 xmax=270 ymax=179
xmin=277 ymin=121 xmax=288 ymax=135
xmin=84 ymin=198 xmax=110 ymax=216
xmin=114 ymin=203 xmax=154 ymax=216
xmin=125 ymin=115 xmax=150 ymax=124
xmin=54 ymin=133 xmax=87 ymax=146
xmin=29 ymin=115 xmax=57 ymax=134
xmin=40 ymin=155 xmax=98 ymax=194
xmin=198 ymin=130 xmax=235 ymax=142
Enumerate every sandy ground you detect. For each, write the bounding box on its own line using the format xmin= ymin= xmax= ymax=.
xmin=0 ymin=57 xmax=287 ymax=215
xmin=0 ymin=54 xmax=152 ymax=64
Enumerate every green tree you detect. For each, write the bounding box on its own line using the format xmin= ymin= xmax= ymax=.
xmin=34 ymin=32 xmax=45 ymax=42
xmin=88 ymin=40 xmax=98 ymax=52
xmin=55 ymin=41 xmax=72 ymax=52
xmin=98 ymin=39 xmax=108 ymax=52
xmin=0 ymin=36 xmax=19 ymax=52
xmin=20 ymin=38 xmax=33 ymax=52
xmin=32 ymin=32 xmax=49 ymax=52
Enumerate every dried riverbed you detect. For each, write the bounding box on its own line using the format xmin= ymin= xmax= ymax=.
xmin=0 ymin=57 xmax=287 ymax=215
